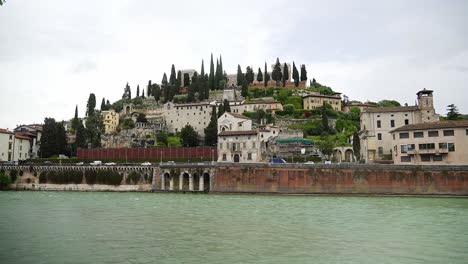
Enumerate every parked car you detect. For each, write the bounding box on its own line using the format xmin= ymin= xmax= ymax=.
xmin=90 ymin=161 xmax=102 ymax=166
xmin=141 ymin=162 xmax=152 ymax=166
xmin=104 ymin=162 xmax=117 ymax=166
xmin=5 ymin=161 xmax=18 ymax=166
xmin=75 ymin=162 xmax=84 ymax=166
xmin=43 ymin=161 xmax=52 ymax=166
xmin=324 ymin=160 xmax=332 ymax=164
xmin=165 ymin=161 xmax=175 ymax=165
xmin=271 ymin=157 xmax=287 ymax=164
xmin=304 ymin=161 xmax=315 ymax=164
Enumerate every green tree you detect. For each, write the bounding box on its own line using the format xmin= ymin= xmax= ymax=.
xmin=204 ymin=106 xmax=218 ymax=146
xmin=353 ymin=131 xmax=361 ymax=161
xmin=183 ymin=73 xmax=191 ymax=87
xmin=169 ymin=64 xmax=176 ymax=85
xmin=282 ymin=62 xmax=289 ymax=87
xmin=223 ymin=99 xmax=231 ymax=113
xmin=147 ymin=80 xmax=152 ymax=96
xmin=136 ymin=85 xmax=140 ymax=97
xmin=187 ymin=72 xmax=198 ymax=102
xmin=264 ymin=62 xmax=270 ymax=87
xmin=241 ymin=78 xmax=249 ymax=98
xmin=446 ymin=104 xmax=461 ymax=120
xmin=218 ymin=103 xmax=225 ymax=118
xmin=152 ymin=83 xmax=161 ymax=102
xmin=156 ymin=132 xmax=168 ymax=146
xmin=75 ymin=123 xmax=87 ymax=149
xmin=321 ymin=102 xmax=330 ymax=133
xmin=122 ymin=82 xmax=131 ymax=99
xmin=40 ymin=118 xmax=67 ymax=158
xmin=86 ymin=93 xmax=96 ymax=117
xmin=181 ymin=124 xmax=199 ymax=147
xmin=317 ymin=133 xmax=335 ymax=160
xmin=71 ymin=105 xmax=80 ymax=132
xmin=245 ymin=66 xmax=254 ymax=84
xmin=377 ymin=100 xmax=401 ymax=107
xmin=0 ymin=171 xmax=11 ymax=190
xmin=161 ymin=73 xmax=169 ymax=102
xmin=176 ymin=70 xmax=182 ymax=88
xmin=100 ymin=98 xmax=106 ymax=111
xmin=121 ymin=118 xmax=135 ymax=129
xmin=141 ymin=89 xmax=145 ymax=99
xmin=292 ymin=61 xmax=299 ymax=87
xmin=257 ymin=67 xmax=263 ymax=82
xmin=272 ymin=58 xmax=282 ymax=87
xmin=237 ymin=65 xmax=244 ymax=86
xmin=215 ymin=58 xmax=220 ymax=89
xmin=300 ymin=64 xmax=307 ymax=81
xmin=209 ymin=53 xmax=215 ymax=90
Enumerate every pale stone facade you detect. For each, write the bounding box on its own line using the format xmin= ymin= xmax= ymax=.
xmin=390 ymin=120 xmax=468 ymax=165
xmin=0 ymin=129 xmax=31 ymax=162
xmin=163 ymin=101 xmax=215 ymax=137
xmin=360 ymin=89 xmax=439 ymax=162
xmin=13 ymin=124 xmax=42 ymax=158
xmin=102 ymin=109 xmax=119 ymax=134
xmin=303 ymin=92 xmax=342 ymax=111
xmin=342 ymin=101 xmax=376 ymax=113
xmin=229 ymin=99 xmax=283 ymax=114
xmin=180 ymin=69 xmax=196 ymax=87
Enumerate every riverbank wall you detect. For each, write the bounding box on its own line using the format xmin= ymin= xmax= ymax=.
xmin=213 ymin=164 xmax=468 ymax=195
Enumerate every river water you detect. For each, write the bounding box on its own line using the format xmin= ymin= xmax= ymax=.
xmin=1 ymin=192 xmax=467 ymax=264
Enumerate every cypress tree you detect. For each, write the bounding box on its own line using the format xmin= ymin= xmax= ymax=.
xmin=223 ymin=99 xmax=231 ymax=113
xmin=292 ymin=62 xmax=300 ymax=87
xmin=106 ymin=100 xmax=110 ymax=105
xmin=245 ymin=66 xmax=254 ymax=84
xmin=219 ymin=55 xmax=224 ymax=81
xmin=264 ymin=62 xmax=270 ymax=87
xmin=215 ymin=58 xmax=220 ymax=89
xmin=176 ymin=70 xmax=182 ymax=89
xmin=136 ymin=85 xmax=140 ymax=97
xmin=71 ymin=105 xmax=80 ymax=132
xmin=152 ymin=83 xmax=161 ymax=102
xmin=204 ymin=106 xmax=218 ymax=146
xmin=122 ymin=82 xmax=131 ymax=99
xmin=257 ymin=67 xmax=263 ymax=82
xmin=217 ymin=103 xmax=224 ymax=118
xmin=241 ymin=78 xmax=248 ymax=98
xmin=183 ymin=73 xmax=191 ymax=87
xmin=100 ymin=98 xmax=106 ymax=111
xmin=236 ymin=65 xmax=243 ymax=86
xmin=200 ymin=59 xmax=205 ymax=76
xmin=74 ymin=105 xmax=78 ymax=119
xmin=169 ymin=65 xmax=176 ymax=85
xmin=75 ymin=123 xmax=87 ymax=149
xmin=147 ymin=80 xmax=152 ymax=96
xmin=272 ymin=58 xmax=282 ymax=87
xmin=300 ymin=64 xmax=307 ymax=81
xmin=86 ymin=93 xmax=96 ymax=117
xmin=282 ymin=62 xmax=289 ymax=87
xmin=209 ymin=53 xmax=215 ymax=90
xmin=141 ymin=89 xmax=145 ymax=99
xmin=204 ymin=74 xmax=210 ymax=100
xmin=321 ymin=102 xmax=329 ymax=133
xmin=162 ymin=73 xmax=168 ymax=102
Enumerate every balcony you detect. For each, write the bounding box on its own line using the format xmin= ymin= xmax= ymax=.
xmin=418 ymin=149 xmax=436 ymax=154
xmin=437 ymin=148 xmax=449 ymax=154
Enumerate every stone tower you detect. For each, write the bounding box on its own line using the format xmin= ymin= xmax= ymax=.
xmin=417 ymin=88 xmax=438 ymax=122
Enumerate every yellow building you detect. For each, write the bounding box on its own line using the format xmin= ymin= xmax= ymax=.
xmin=102 ymin=110 xmax=119 ymax=134
xmin=303 ymin=92 xmax=342 ymax=111
xmin=390 ymin=120 xmax=468 ymax=165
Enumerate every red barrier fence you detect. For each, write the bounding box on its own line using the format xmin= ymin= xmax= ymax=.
xmin=77 ymin=147 xmax=217 ymax=160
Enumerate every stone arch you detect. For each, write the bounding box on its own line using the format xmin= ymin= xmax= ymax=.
xmin=162 ymin=171 xmax=171 ymax=191
xmin=234 ymin=154 xmax=240 ymax=163
xmin=179 ymin=171 xmax=190 ymax=191
xmin=202 ymin=170 xmax=211 ymax=192
xmin=333 ymin=149 xmax=342 ymax=163
xmin=345 ymin=149 xmax=354 ymax=162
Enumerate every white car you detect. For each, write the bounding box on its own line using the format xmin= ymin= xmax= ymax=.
xmin=105 ymin=162 xmax=117 ymax=166
xmin=165 ymin=161 xmax=175 ymax=165
xmin=305 ymin=161 xmax=315 ymax=164
xmin=90 ymin=161 xmax=102 ymax=166
xmin=75 ymin=162 xmax=84 ymax=166
xmin=141 ymin=162 xmax=152 ymax=166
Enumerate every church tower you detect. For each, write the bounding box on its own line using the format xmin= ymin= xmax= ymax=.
xmin=417 ymin=88 xmax=438 ymax=122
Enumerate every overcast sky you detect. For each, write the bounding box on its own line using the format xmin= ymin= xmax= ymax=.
xmin=1 ymin=0 xmax=467 ymax=129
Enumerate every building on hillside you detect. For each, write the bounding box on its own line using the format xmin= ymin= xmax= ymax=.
xmin=13 ymin=124 xmax=42 ymax=159
xmin=342 ymin=101 xmax=376 ymax=113
xmin=102 ymin=109 xmax=120 ymax=134
xmin=228 ymin=99 xmax=283 ymax=115
xmin=360 ymin=89 xmax=440 ymax=162
xmin=273 ymin=137 xmax=315 ymax=160
xmin=303 ymin=92 xmax=342 ymax=111
xmin=390 ymin=120 xmax=468 ymax=165
xmin=0 ymin=129 xmax=32 ymax=163
xmin=163 ymin=101 xmax=215 ymax=137
xmin=180 ymin=69 xmax=196 ymax=87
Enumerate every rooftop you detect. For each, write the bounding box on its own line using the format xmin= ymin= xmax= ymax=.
xmin=219 ymin=130 xmax=258 ymax=136
xmin=227 ymin=112 xmax=250 ymax=120
xmin=303 ymin=93 xmax=341 ymax=99
xmin=390 ymin=120 xmax=468 ymax=133
xmin=363 ymin=106 xmax=419 ymax=113
xmin=0 ymin=128 xmax=13 ymax=134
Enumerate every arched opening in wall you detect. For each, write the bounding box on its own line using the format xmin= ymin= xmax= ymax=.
xmin=182 ymin=172 xmax=190 ymax=191
xmin=333 ymin=150 xmax=342 ymax=163
xmin=345 ymin=149 xmax=354 ymax=162
xmin=193 ymin=172 xmax=200 ymax=191
xmin=164 ymin=172 xmax=171 ymax=190
xmin=234 ymin=154 xmax=240 ymax=163
xmin=203 ymin=172 xmax=210 ymax=191
xmin=125 ymin=106 xmax=131 ymax=114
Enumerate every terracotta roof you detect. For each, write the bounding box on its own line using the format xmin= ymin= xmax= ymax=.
xmin=0 ymin=128 xmax=13 ymax=134
xmin=219 ymin=130 xmax=258 ymax=136
xmin=390 ymin=120 xmax=468 ymax=133
xmin=303 ymin=94 xmax=341 ymax=99
xmin=15 ymin=134 xmax=32 ymax=140
xmin=243 ymin=100 xmax=281 ymax=105
xmin=227 ymin=112 xmax=250 ymax=120
xmin=363 ymin=106 xmax=419 ymax=113
xmin=174 ymin=102 xmax=212 ymax=107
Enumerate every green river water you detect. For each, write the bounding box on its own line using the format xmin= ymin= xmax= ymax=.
xmin=1 ymin=192 xmax=468 ymax=264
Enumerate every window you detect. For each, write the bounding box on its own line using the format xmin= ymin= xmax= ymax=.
xmin=443 ymin=130 xmax=454 ymax=136
xmin=405 ymin=119 xmax=409 ymax=125
xmin=247 ymin=153 xmax=252 ymax=160
xmin=428 ymin=131 xmax=439 ymax=137
xmin=377 ymin=120 xmax=381 ymax=128
xmin=401 ymin=156 xmax=411 ymax=162
xmin=448 ymin=143 xmax=455 ymax=152
xmin=219 ymin=143 xmax=223 ymax=149
xmin=439 ymin=142 xmax=447 ymax=149
xmin=222 ymin=154 xmax=227 ymax=161
xmin=390 ymin=120 xmax=395 ymax=128
xmin=421 ymin=155 xmax=431 ymax=162
xmin=377 ymin=133 xmax=382 ymax=140
xmin=407 ymin=144 xmax=415 ymax=151
xmin=414 ymin=132 xmax=424 ymax=138
xmin=243 ymin=142 xmax=246 ymax=148
xmin=433 ymin=155 xmax=443 ymax=161
xmin=399 ymin=133 xmax=409 ymax=139
xmin=378 ymin=147 xmax=383 ymax=155
xmin=8 ymin=143 xmax=12 ymax=150
xmin=401 ymin=145 xmax=408 ymax=153
xmin=9 ymin=135 xmax=12 ymax=140
xmin=393 ymin=134 xmax=395 ymax=140
xmin=419 ymin=143 xmax=435 ymax=150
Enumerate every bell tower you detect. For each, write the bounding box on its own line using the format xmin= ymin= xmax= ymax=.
xmin=417 ymin=88 xmax=438 ymax=122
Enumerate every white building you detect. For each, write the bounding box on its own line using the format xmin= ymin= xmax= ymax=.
xmin=163 ymin=101 xmax=215 ymax=137
xmin=360 ymin=89 xmax=439 ymax=162
xmin=13 ymin=124 xmax=42 ymax=159
xmin=0 ymin=129 xmax=32 ymax=163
